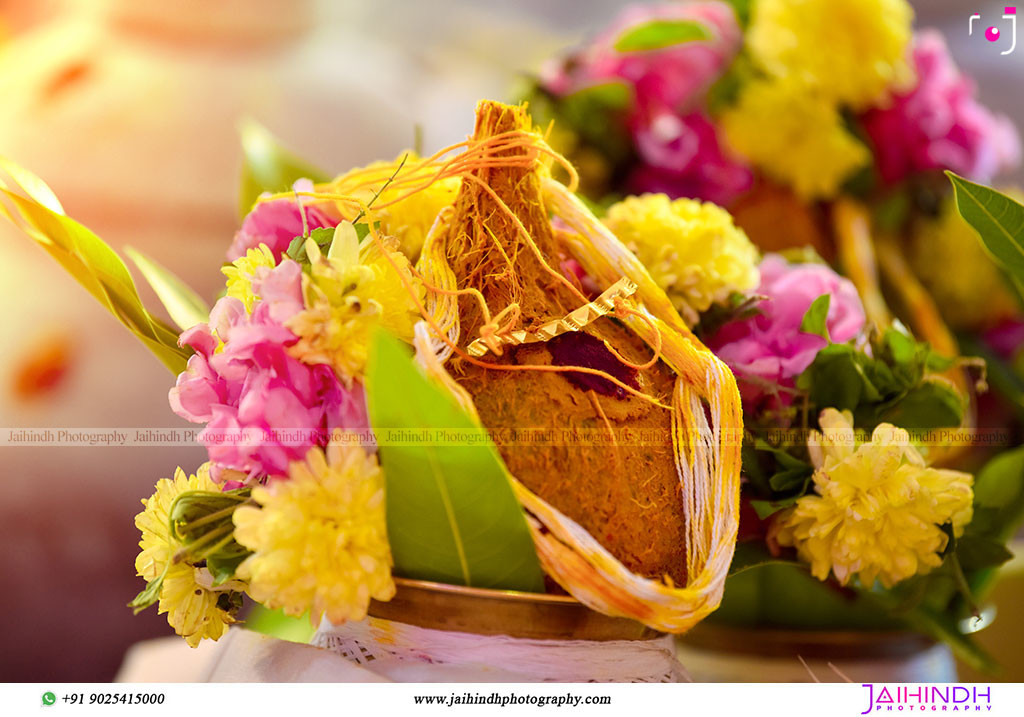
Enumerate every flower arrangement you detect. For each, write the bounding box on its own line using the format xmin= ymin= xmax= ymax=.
xmin=1 ymin=100 xmax=752 ymax=658
xmin=525 ymin=0 xmax=1024 ymax=669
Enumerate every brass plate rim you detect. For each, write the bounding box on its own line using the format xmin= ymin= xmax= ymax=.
xmin=366 ymin=577 xmax=663 ymax=642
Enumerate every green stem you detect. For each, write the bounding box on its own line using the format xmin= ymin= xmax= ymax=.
xmin=180 ymin=523 xmax=233 ymax=555
xmin=180 ymin=500 xmax=252 ymax=532
xmin=198 ymin=531 xmax=239 ymax=561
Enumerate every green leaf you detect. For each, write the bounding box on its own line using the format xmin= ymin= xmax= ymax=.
xmin=877 ymin=379 xmax=964 ymax=430
xmin=767 ymin=467 xmax=813 ymax=493
xmin=728 ymin=541 xmax=797 ymax=576
xmin=970 ymin=447 xmax=1024 ymax=539
xmin=750 ymin=496 xmax=799 ymax=520
xmin=799 ymin=294 xmax=831 ymax=342
xmin=125 ymin=247 xmax=210 ymax=331
xmin=723 ymin=0 xmax=751 ymax=27
xmin=613 ymin=19 xmax=711 ymax=52
xmin=366 ymin=331 xmax=545 ymax=592
xmin=285 ymin=226 xmax=335 ymax=264
xmin=128 ymin=564 xmax=169 ymax=614
xmin=0 ymin=160 xmax=190 ymax=374
xmin=947 ymin=172 xmax=1024 ymax=292
xmin=207 ymin=553 xmax=250 ymax=586
xmin=715 ymin=562 xmax=900 ymax=629
xmin=245 ymin=605 xmax=314 ymax=644
xmin=798 ymin=344 xmax=879 ymax=411
xmin=239 ymin=119 xmax=330 ymax=219
xmin=961 ymin=447 xmax=1024 ymax=598
xmin=955 ymin=535 xmax=1014 ymax=571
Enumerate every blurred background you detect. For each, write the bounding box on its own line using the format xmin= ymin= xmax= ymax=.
xmin=0 ymin=0 xmax=1019 ymax=682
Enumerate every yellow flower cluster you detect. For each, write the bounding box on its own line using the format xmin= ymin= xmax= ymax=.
xmin=721 ymin=0 xmax=914 ymax=199
xmin=233 ymin=440 xmax=395 ymax=626
xmin=748 ymin=0 xmax=915 ymax=109
xmin=909 ymin=195 xmax=1022 ymax=330
xmin=603 ymin=194 xmax=760 ymax=325
xmin=771 ymin=410 xmax=974 ymax=589
xmin=222 ymin=244 xmax=277 ymax=311
xmin=134 ymin=464 xmax=241 ymax=647
xmin=286 ymin=222 xmax=424 ymax=380
xmin=721 ymin=80 xmax=871 ymax=200
xmin=332 ymin=154 xmax=460 ymax=260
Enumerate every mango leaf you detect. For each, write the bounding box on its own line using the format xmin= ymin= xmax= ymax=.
xmin=728 ymin=541 xmax=796 ymax=576
xmin=955 ymin=535 xmax=1014 ymax=571
xmin=960 ymin=447 xmax=1024 ymax=599
xmin=239 ymin=119 xmax=330 ymax=219
xmin=614 ymin=19 xmax=711 ymax=52
xmin=366 ymin=331 xmax=545 ymax=592
xmin=125 ymin=247 xmax=210 ymax=331
xmin=969 ymin=447 xmax=1024 ymax=542
xmin=799 ymin=294 xmax=831 ymax=342
xmin=0 ymin=160 xmax=190 ymax=374
xmin=947 ymin=172 xmax=1024 ymax=295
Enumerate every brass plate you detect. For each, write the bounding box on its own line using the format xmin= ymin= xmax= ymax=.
xmin=367 ymin=577 xmax=662 ymax=642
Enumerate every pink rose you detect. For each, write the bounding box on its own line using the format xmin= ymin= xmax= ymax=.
xmin=707 ymin=255 xmax=866 ymax=406
xmin=169 ymin=262 xmax=367 ymax=482
xmin=540 ymin=3 xmax=749 ymax=205
xmin=227 ymin=179 xmax=335 ymax=261
xmin=861 ymin=30 xmax=1021 ymax=185
xmin=542 ymin=2 xmax=740 ymax=114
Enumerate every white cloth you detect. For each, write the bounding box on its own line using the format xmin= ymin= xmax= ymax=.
xmin=313 ymin=617 xmax=689 ymax=683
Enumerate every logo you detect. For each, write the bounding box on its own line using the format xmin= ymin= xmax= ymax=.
xmin=41 ymin=692 xmax=56 ymax=706
xmin=861 ymin=684 xmax=993 ymax=713
xmin=970 ymin=7 xmax=1017 ymax=55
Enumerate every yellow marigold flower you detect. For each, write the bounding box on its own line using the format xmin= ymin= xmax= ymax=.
xmin=603 ymin=194 xmax=760 ymax=325
xmin=748 ymin=0 xmax=915 ymax=109
xmin=332 ymin=154 xmax=460 ymax=259
xmin=222 ymin=244 xmax=277 ymax=312
xmin=771 ymin=409 xmax=974 ymax=589
xmin=721 ymin=80 xmax=871 ymax=200
xmin=134 ymin=464 xmax=241 ymax=647
xmin=287 ymin=222 xmax=423 ymax=379
xmin=909 ymin=195 xmax=1021 ymax=330
xmin=233 ymin=440 xmax=395 ymax=626
xmin=159 ymin=564 xmax=241 ymax=647
xmin=371 ymin=176 xmax=460 ymax=260
xmin=135 ymin=463 xmax=218 ymax=581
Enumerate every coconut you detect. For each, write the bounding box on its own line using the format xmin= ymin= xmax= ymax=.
xmin=412 ymin=101 xmax=743 ymax=632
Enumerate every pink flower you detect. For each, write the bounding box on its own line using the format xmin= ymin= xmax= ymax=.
xmin=227 ymin=179 xmax=335 ymax=262
xmin=169 ymin=262 xmax=368 ymax=482
xmin=627 ymin=111 xmax=753 ymax=205
xmin=707 ymin=255 xmax=866 ymax=406
xmin=861 ymin=30 xmax=1021 ymax=185
xmin=540 ymin=3 xmax=749 ymax=205
xmin=542 ymin=2 xmax=740 ymax=114
xmin=984 ymin=318 xmax=1024 ymax=361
